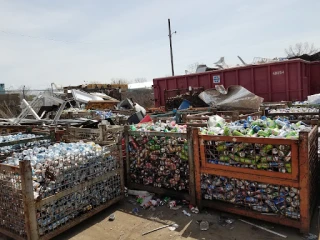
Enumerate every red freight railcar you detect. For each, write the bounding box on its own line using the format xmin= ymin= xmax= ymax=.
xmin=153 ymin=59 xmax=320 ymax=107
xmin=310 ymin=62 xmax=320 ymax=95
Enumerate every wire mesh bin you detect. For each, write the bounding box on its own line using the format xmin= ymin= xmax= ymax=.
xmin=186 ymin=110 xmax=262 ymax=127
xmin=193 ymin=126 xmax=318 ymax=233
xmin=264 ymin=108 xmax=320 ymax=125
xmin=0 ymin=143 xmax=124 ymax=240
xmin=125 ymin=127 xmax=196 ymax=204
xmin=0 ymin=133 xmax=51 ymax=160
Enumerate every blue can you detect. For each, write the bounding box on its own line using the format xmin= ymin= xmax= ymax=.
xmin=273 ymin=197 xmax=285 ymax=205
xmin=245 ymin=197 xmax=257 ymax=203
xmin=252 ymin=125 xmax=260 ymax=133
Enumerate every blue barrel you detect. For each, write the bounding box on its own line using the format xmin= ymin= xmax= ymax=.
xmin=178 ymin=100 xmax=191 ymax=110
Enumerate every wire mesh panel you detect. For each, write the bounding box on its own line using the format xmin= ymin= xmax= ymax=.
xmin=199 ymin=135 xmax=299 ymax=181
xmin=0 ymin=165 xmax=26 ymax=238
xmin=128 ymin=132 xmax=190 ymax=192
xmin=201 ymin=174 xmax=300 ymax=220
xmin=266 ymin=108 xmax=320 ymax=123
xmin=36 ymin=173 xmax=122 ymax=237
xmin=33 ymin=144 xmax=121 ymax=200
xmin=203 ymin=141 xmax=292 ymax=173
xmin=0 ymin=139 xmax=51 ymax=161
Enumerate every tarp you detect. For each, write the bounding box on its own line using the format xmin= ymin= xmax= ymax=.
xmin=198 ymin=85 xmax=263 ymax=110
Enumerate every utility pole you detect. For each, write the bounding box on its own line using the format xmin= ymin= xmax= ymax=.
xmin=168 ymin=19 xmax=176 ymax=76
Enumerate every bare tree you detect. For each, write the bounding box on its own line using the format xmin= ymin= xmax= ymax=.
xmin=134 ymin=78 xmax=148 ymax=83
xmin=186 ymin=62 xmax=204 ymax=74
xmin=110 ymin=78 xmax=130 ymax=84
xmin=285 ymin=42 xmax=319 ymax=57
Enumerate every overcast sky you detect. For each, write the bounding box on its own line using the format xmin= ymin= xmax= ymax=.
xmin=0 ymin=0 xmax=319 ymax=89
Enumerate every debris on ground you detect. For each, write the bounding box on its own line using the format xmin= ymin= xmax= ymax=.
xmin=199 ymin=221 xmax=209 ymax=231
xmin=142 ymin=223 xmax=179 ymax=236
xmin=303 ymin=233 xmax=318 ymax=240
xmin=108 ymin=214 xmax=115 ymax=221
xmin=239 ymin=219 xmax=287 ymax=238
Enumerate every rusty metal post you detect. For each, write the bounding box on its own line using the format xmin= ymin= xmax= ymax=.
xmin=20 ymin=160 xmax=39 ymax=240
xmin=193 ymin=128 xmax=202 ymax=209
xmin=187 ymin=127 xmax=196 ymax=205
xmin=118 ymin=143 xmax=125 ymax=195
xmin=298 ymin=130 xmax=310 ymax=233
xmin=232 ymin=111 xmax=239 ymax=122
xmin=124 ymin=126 xmax=130 ymax=187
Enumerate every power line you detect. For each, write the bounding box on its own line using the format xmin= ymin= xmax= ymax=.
xmin=0 ymin=29 xmax=97 ymax=45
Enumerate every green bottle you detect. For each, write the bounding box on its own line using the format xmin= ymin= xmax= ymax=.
xmin=233 ymin=130 xmax=244 ymax=136
xmin=216 ymin=145 xmax=227 ymax=152
xmin=224 ymin=127 xmax=231 ymax=136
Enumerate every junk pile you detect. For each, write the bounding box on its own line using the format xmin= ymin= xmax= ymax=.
xmin=165 ymin=91 xmax=208 ymax=110
xmin=289 ymin=51 xmax=320 ymax=62
xmin=116 ymin=98 xmax=147 ymax=124
xmin=165 ymin=85 xmax=263 ymax=112
xmin=127 ymin=190 xmax=198 ymax=214
xmin=199 ymin=85 xmax=263 ymax=111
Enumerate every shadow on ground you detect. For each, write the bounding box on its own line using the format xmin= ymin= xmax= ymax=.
xmin=53 ymin=197 xmax=319 ymax=240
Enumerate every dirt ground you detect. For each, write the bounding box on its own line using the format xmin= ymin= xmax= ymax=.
xmin=51 ymin=198 xmax=319 ymax=240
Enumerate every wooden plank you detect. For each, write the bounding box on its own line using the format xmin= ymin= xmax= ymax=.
xmin=0 ymin=163 xmax=21 ymax=173
xmin=20 ymin=160 xmax=39 ymax=240
xmin=0 ymin=228 xmax=25 ymax=240
xmin=128 ymin=131 xmax=187 ymax=138
xmin=200 ymin=167 xmax=299 ymax=187
xmin=193 ymin=128 xmax=202 ymax=208
xmin=298 ymin=130 xmax=311 ymax=233
xmin=291 ymin=141 xmax=299 ymax=180
xmin=199 ymin=135 xmax=297 ymax=145
xmin=202 ymin=162 xmax=297 ymax=181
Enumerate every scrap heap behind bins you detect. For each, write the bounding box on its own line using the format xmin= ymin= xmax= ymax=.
xmin=153 ymin=59 xmax=320 ymax=107
xmin=63 ymin=84 xmax=127 ymax=101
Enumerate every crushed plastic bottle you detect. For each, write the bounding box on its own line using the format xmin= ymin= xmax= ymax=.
xmin=200 ymin=116 xmax=311 ymax=139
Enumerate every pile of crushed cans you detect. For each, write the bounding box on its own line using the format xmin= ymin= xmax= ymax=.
xmin=204 ymin=142 xmax=292 ymax=173
xmin=128 ymin=134 xmax=189 ymax=191
xmin=268 ymin=107 xmax=319 ymax=121
xmin=36 ymin=174 xmax=121 ymax=236
xmin=201 ymin=174 xmax=300 ymax=219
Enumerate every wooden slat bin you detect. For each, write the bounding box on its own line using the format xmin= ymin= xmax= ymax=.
xmin=193 ymin=126 xmax=318 ymax=233
xmin=66 ymin=125 xmax=124 ymax=144
xmin=0 ymin=143 xmax=124 ymax=240
xmin=186 ymin=110 xmax=262 ymax=127
xmin=125 ymin=127 xmax=196 ymax=204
